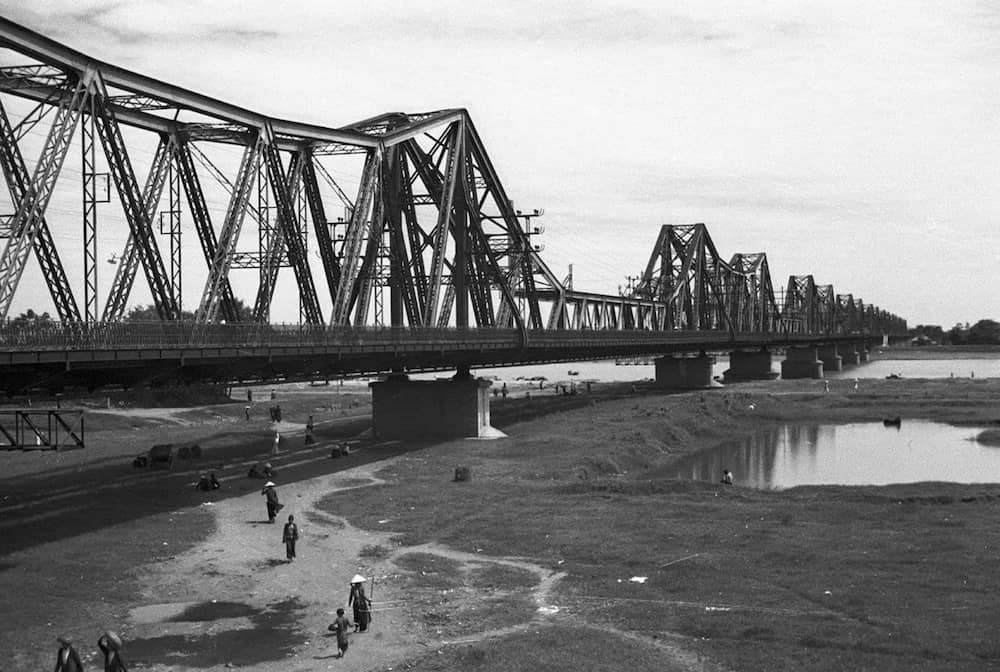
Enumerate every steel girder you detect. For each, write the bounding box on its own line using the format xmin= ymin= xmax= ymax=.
xmin=255 ymin=137 xmax=321 ymax=325
xmin=0 ymin=74 xmax=89 ymax=321
xmin=175 ymin=138 xmax=239 ymax=324
xmin=0 ymin=96 xmax=80 ymax=322
xmin=0 ymin=16 xmax=908 ymax=339
xmin=633 ymin=224 xmax=734 ymax=331
xmin=301 ymin=150 xmax=341 ymax=308
xmin=97 ymin=120 xmax=177 ymax=322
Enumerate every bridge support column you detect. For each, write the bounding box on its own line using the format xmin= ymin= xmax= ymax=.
xmin=839 ymin=343 xmax=860 ymax=366
xmin=780 ymin=346 xmax=824 ymax=379
xmin=817 ymin=344 xmax=843 ymax=372
xmin=369 ymin=374 xmax=498 ymax=440
xmin=723 ymin=349 xmax=777 ymax=382
xmin=859 ymin=346 xmax=870 ymax=363
xmin=654 ymin=354 xmax=714 ymax=389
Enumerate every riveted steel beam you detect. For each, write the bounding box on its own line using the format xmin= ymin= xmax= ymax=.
xmin=197 ymin=136 xmax=261 ymax=324
xmin=0 ymin=74 xmax=88 ymax=321
xmin=0 ymin=95 xmax=80 ymax=323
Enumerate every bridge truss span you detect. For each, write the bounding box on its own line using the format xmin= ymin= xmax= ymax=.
xmin=0 ymin=18 xmax=907 ymax=391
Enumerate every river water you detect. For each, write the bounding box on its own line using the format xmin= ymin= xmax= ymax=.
xmin=665 ymin=421 xmax=997 ymax=489
xmin=454 ymin=354 xmax=1000 ymax=388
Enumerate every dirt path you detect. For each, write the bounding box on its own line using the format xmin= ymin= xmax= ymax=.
xmin=132 ymin=463 xmax=417 ymax=671
xmin=129 ymin=453 xmax=728 ymax=671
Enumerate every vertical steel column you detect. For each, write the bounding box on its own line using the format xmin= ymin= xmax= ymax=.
xmin=164 ymin=156 xmax=182 ymax=311
xmin=81 ymin=97 xmax=98 ymax=323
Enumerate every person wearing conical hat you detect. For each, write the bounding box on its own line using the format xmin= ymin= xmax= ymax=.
xmin=97 ymin=631 xmax=128 ymax=672
xmin=54 ymin=635 xmax=84 ymax=672
xmin=261 ymin=481 xmax=281 ymax=523
xmin=348 ymin=575 xmax=371 ymax=632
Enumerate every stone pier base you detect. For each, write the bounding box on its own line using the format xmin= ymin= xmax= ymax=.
xmin=369 ymin=375 xmax=497 ymax=440
xmin=723 ymin=349 xmax=777 ymax=382
xmin=840 ymin=345 xmax=860 ymax=366
xmin=817 ymin=344 xmax=843 ymax=372
xmin=655 ymin=354 xmax=715 ymax=389
xmin=780 ymin=346 xmax=824 ymax=379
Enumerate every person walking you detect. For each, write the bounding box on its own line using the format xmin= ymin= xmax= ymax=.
xmin=54 ymin=635 xmax=84 ymax=672
xmin=262 ymin=481 xmax=281 ymax=523
xmin=328 ymin=608 xmax=352 ymax=658
xmin=348 ymin=575 xmax=372 ymax=632
xmin=97 ymin=631 xmax=127 ymax=672
xmin=282 ymin=514 xmax=299 ymax=561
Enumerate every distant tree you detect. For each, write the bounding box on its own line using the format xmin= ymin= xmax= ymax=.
xmin=124 ymin=304 xmax=196 ymax=322
xmin=909 ymin=324 xmax=944 ymax=342
xmin=123 ymin=299 xmax=253 ymax=323
xmin=12 ymin=309 xmax=52 ymax=324
xmin=230 ymin=297 xmax=253 ymax=322
xmin=947 ymin=323 xmax=968 ymax=345
xmin=967 ymin=319 xmax=1000 ymax=345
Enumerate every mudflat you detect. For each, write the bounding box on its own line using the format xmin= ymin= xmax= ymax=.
xmin=2 ymin=375 xmax=999 ymax=671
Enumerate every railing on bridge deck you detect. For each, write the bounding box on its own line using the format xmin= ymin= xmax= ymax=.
xmin=0 ymin=319 xmax=886 ymax=352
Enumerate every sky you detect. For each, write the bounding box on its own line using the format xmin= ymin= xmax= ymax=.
xmin=2 ymin=0 xmax=998 ymax=327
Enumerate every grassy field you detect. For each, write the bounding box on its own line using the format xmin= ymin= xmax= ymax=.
xmin=319 ymin=378 xmax=1000 ymax=671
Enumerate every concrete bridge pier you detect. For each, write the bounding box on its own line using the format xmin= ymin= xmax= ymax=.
xmin=859 ymin=346 xmax=870 ymax=363
xmin=780 ymin=346 xmax=824 ymax=379
xmin=369 ymin=371 xmax=497 ymax=440
xmin=839 ymin=343 xmax=860 ymax=366
xmin=817 ymin=344 xmax=843 ymax=372
xmin=655 ymin=353 xmax=715 ymax=389
xmin=723 ymin=349 xmax=777 ymax=382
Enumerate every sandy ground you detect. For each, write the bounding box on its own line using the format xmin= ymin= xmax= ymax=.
xmin=134 ymin=462 xmax=412 ymax=672
xmin=5 ymin=367 xmax=1000 ymax=671
xmin=128 ymin=455 xmax=572 ymax=672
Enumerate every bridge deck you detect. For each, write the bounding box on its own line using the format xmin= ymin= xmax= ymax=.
xmin=0 ymin=323 xmax=877 ymax=392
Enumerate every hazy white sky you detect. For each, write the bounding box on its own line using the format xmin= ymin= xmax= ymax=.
xmin=3 ymin=1 xmax=999 ymax=326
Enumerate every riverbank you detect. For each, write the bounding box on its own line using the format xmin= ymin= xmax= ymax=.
xmin=2 ymin=377 xmax=999 ymax=671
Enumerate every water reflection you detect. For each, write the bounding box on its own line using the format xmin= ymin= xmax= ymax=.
xmin=669 ymin=421 xmax=996 ymax=489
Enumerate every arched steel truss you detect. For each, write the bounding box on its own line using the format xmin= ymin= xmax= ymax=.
xmin=0 ymin=18 xmax=906 ymax=344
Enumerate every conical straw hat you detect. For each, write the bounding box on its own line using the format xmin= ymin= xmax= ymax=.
xmin=350 ymin=574 xmax=367 ymax=584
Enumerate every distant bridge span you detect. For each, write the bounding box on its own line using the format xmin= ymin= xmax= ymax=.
xmin=0 ymin=18 xmax=905 ymax=393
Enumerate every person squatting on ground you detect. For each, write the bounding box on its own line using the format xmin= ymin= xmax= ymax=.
xmin=328 ymin=608 xmax=352 ymax=658
xmin=348 ymin=575 xmax=372 ymax=632
xmin=54 ymin=635 xmax=83 ymax=672
xmin=97 ymin=631 xmax=128 ymax=672
xmin=283 ymin=514 xmax=299 ymax=561
xmin=262 ymin=481 xmax=282 ymax=523
xmin=721 ymin=469 xmax=734 ymax=485
xmin=197 ymin=472 xmax=221 ymax=491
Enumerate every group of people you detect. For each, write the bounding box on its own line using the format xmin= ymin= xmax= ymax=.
xmin=54 ymin=631 xmax=127 ymax=672
xmin=196 ymin=472 xmax=221 ymax=491
xmin=328 ymin=575 xmax=373 ymax=658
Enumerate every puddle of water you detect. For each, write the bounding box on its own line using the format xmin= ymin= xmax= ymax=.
xmin=667 ymin=421 xmax=997 ymax=489
xmin=168 ymin=600 xmax=257 ymax=622
xmin=127 ymin=597 xmax=305 ymax=668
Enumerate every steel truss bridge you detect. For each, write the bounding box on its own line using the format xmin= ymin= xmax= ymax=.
xmin=0 ymin=18 xmax=905 ymax=393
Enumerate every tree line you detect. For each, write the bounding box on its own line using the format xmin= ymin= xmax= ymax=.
xmin=910 ymin=320 xmax=1000 ymax=345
